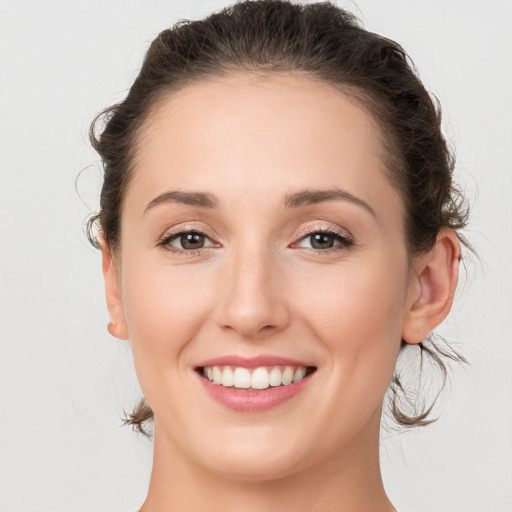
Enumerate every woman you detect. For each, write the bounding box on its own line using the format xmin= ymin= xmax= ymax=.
xmin=88 ymin=1 xmax=469 ymax=510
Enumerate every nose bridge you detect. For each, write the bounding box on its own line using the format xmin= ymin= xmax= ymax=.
xmin=216 ymin=238 xmax=288 ymax=338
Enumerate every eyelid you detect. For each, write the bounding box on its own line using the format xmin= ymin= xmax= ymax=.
xmin=157 ymin=222 xmax=354 ymax=255
xmin=157 ymin=223 xmax=220 ymax=251
xmin=294 ymin=223 xmax=353 ymax=242
xmin=159 ymin=222 xmax=216 ymax=239
xmin=290 ymin=223 xmax=354 ymax=252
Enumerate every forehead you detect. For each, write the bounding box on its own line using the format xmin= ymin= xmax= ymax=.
xmin=126 ymin=72 xmax=403 ymax=224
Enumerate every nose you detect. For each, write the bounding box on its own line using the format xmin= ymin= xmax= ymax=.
xmin=214 ymin=245 xmax=290 ymax=340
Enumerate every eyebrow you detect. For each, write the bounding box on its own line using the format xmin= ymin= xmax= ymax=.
xmin=145 ymin=190 xmax=218 ymax=212
xmin=144 ymin=187 xmax=376 ymax=217
xmin=284 ymin=188 xmax=376 ymax=217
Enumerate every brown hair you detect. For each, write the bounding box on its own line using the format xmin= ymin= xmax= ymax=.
xmin=87 ymin=0 xmax=469 ymax=436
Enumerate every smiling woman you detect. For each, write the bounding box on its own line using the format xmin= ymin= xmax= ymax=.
xmin=86 ymin=1 xmax=469 ymax=511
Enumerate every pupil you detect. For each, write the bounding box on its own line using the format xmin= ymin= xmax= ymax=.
xmin=181 ymin=232 xmax=204 ymax=249
xmin=311 ymin=233 xmax=333 ymax=249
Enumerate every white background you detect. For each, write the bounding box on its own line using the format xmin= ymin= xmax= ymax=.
xmin=0 ymin=1 xmax=511 ymax=511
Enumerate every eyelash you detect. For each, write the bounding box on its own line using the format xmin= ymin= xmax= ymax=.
xmin=294 ymin=226 xmax=354 ymax=254
xmin=157 ymin=226 xmax=354 ymax=256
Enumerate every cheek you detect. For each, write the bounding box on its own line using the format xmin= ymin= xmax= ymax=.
xmin=296 ymin=254 xmax=408 ymax=394
xmin=279 ymin=257 xmax=409 ymax=452
xmin=119 ymin=254 xmax=215 ymax=389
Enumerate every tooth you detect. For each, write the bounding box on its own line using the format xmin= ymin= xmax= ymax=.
xmin=233 ymin=367 xmax=251 ymax=389
xmin=204 ymin=365 xmax=308 ymax=388
xmin=212 ymin=366 xmax=222 ymax=384
xmin=251 ymin=367 xmax=270 ymax=390
xmin=269 ymin=367 xmax=282 ymax=387
xmin=293 ymin=367 xmax=307 ymax=382
xmin=282 ymin=366 xmax=294 ymax=385
xmin=221 ymin=366 xmax=234 ymax=387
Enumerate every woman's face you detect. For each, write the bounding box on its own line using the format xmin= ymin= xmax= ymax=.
xmin=110 ymin=72 xmax=420 ymax=479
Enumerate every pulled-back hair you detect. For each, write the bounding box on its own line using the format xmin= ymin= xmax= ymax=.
xmin=88 ymin=0 xmax=469 ymax=436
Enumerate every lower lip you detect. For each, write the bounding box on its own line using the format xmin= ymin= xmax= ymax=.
xmin=197 ymin=372 xmax=314 ymax=412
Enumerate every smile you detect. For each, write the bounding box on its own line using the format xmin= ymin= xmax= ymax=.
xmin=200 ymin=365 xmax=315 ymax=390
xmin=195 ymin=357 xmax=317 ymax=412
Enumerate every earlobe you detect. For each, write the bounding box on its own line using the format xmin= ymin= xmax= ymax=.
xmin=402 ymin=228 xmax=460 ymax=345
xmin=99 ymin=235 xmax=129 ymax=340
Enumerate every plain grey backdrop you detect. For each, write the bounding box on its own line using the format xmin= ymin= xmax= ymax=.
xmin=0 ymin=1 xmax=511 ymax=511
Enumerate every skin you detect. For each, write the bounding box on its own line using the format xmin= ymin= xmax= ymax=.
xmin=101 ymin=72 xmax=460 ymax=512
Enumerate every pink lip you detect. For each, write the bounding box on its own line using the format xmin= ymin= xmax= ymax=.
xmin=197 ymin=373 xmax=314 ymax=412
xmin=195 ymin=355 xmax=316 ymax=412
xmin=196 ymin=355 xmax=313 ymax=369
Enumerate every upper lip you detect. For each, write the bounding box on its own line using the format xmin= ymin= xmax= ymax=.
xmin=195 ymin=355 xmax=315 ymax=369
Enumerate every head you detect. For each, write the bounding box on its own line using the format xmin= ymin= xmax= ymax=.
xmin=88 ymin=0 xmax=468 ymax=478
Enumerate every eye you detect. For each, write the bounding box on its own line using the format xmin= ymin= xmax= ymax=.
xmin=158 ymin=229 xmax=216 ymax=253
xmin=294 ymin=228 xmax=353 ymax=252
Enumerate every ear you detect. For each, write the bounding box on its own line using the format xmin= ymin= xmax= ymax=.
xmin=402 ymin=228 xmax=460 ymax=344
xmin=99 ymin=234 xmax=129 ymax=340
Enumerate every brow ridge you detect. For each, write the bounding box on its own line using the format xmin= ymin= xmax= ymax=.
xmin=284 ymin=188 xmax=376 ymax=217
xmin=145 ymin=190 xmax=217 ymax=212
xmin=144 ymin=187 xmax=375 ymax=217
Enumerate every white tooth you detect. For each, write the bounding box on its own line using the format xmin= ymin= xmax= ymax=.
xmin=233 ymin=367 xmax=251 ymax=389
xmin=293 ymin=367 xmax=307 ymax=383
xmin=212 ymin=366 xmax=222 ymax=384
xmin=207 ymin=367 xmax=213 ymax=381
xmin=203 ymin=367 xmax=208 ymax=378
xmin=221 ymin=366 xmax=234 ymax=387
xmin=251 ymin=367 xmax=270 ymax=390
xmin=282 ymin=366 xmax=294 ymax=385
xmin=269 ymin=367 xmax=283 ymax=387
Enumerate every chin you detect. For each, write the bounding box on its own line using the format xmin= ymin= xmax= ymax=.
xmin=186 ymin=426 xmax=314 ymax=482
xmin=205 ymin=450 xmax=307 ymax=483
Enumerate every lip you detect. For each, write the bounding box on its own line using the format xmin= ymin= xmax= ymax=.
xmin=198 ymin=375 xmax=314 ymax=412
xmin=194 ymin=355 xmax=317 ymax=412
xmin=195 ymin=354 xmax=313 ymax=369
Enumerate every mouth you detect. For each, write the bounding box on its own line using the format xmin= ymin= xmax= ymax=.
xmin=196 ymin=364 xmax=317 ymax=391
xmin=194 ymin=355 xmax=318 ymax=411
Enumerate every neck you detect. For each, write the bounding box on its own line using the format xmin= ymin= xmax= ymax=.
xmin=140 ymin=412 xmax=395 ymax=512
